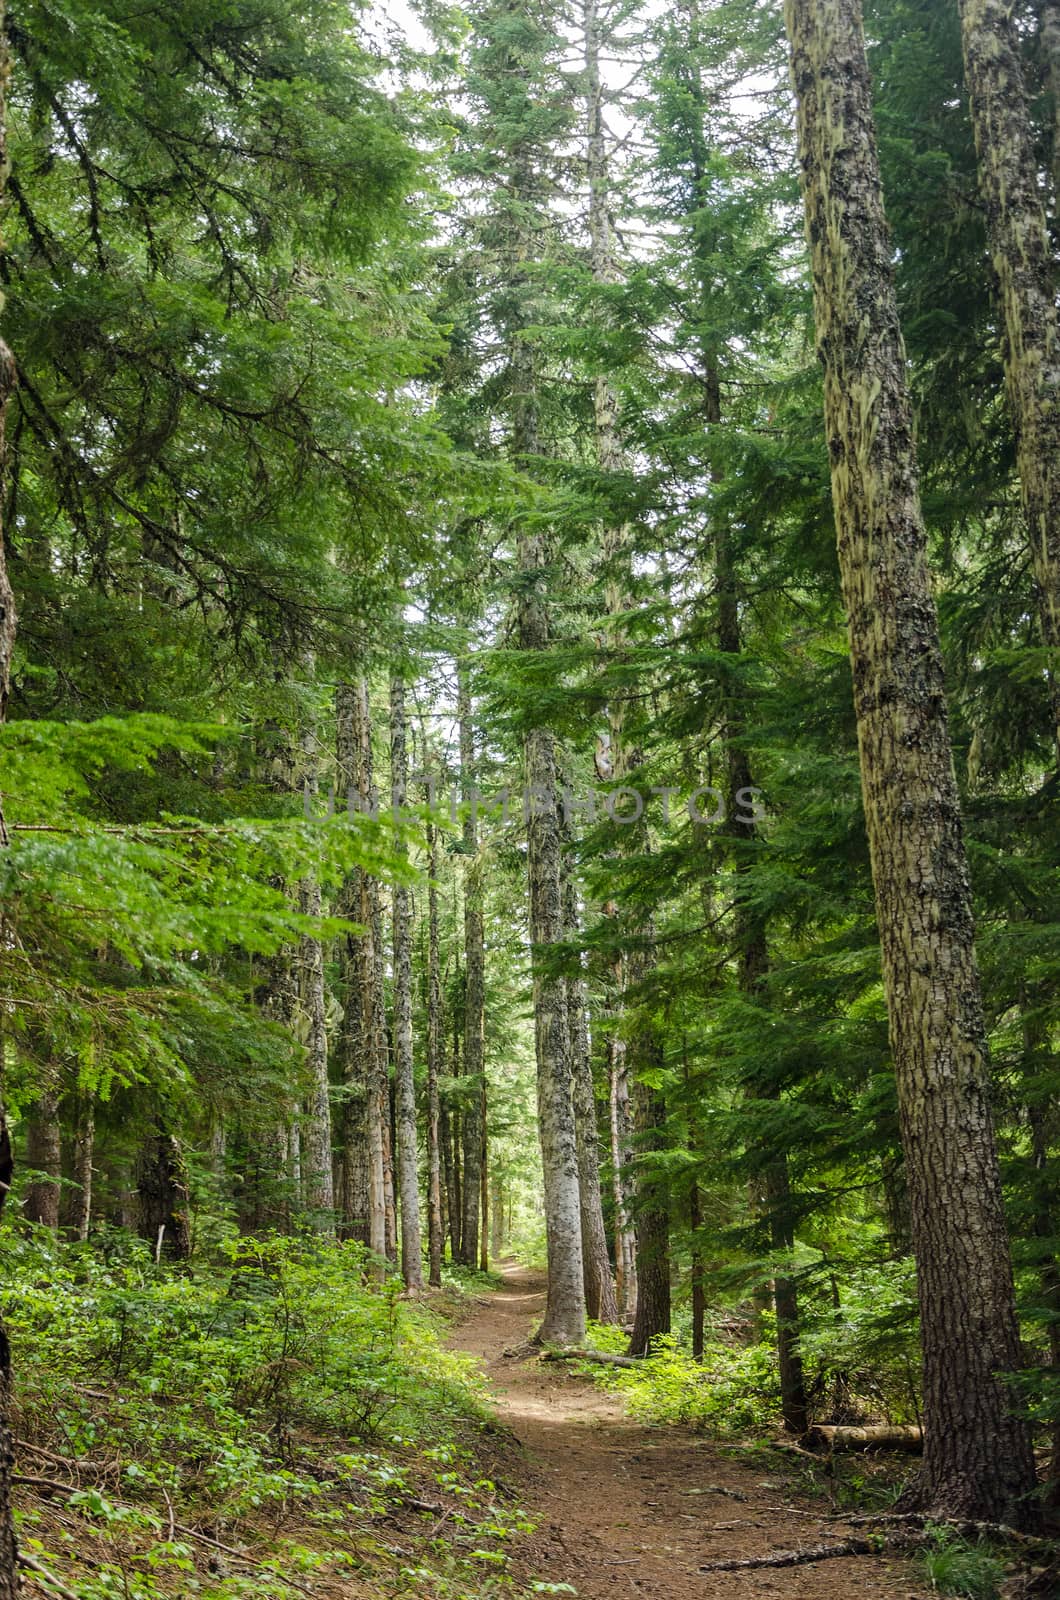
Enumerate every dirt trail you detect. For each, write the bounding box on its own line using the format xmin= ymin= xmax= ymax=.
xmin=453 ymin=1264 xmax=928 ymax=1599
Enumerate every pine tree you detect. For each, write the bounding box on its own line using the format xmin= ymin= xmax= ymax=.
xmin=391 ymin=673 xmax=423 ymax=1289
xmin=957 ymin=0 xmax=1060 ymax=751
xmin=785 ymin=0 xmax=1038 ymax=1523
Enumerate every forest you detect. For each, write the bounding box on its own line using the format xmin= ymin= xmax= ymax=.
xmin=0 ymin=0 xmax=1058 ymax=1594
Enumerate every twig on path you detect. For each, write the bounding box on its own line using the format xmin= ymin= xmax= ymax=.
xmin=699 ymin=1536 xmax=877 ymax=1571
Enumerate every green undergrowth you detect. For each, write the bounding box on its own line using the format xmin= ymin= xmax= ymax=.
xmin=577 ymin=1258 xmax=921 ymax=1442
xmin=4 ymin=1228 xmax=548 ymax=1600
xmin=918 ymin=1527 xmax=1007 ymax=1600
xmin=578 ymin=1321 xmax=780 ymax=1436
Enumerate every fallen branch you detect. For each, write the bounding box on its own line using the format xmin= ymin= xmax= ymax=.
xmin=19 ymin=1550 xmax=80 ymax=1600
xmin=699 ymin=1537 xmax=876 ymax=1571
xmin=801 ymin=1424 xmax=922 ymax=1454
xmin=769 ymin=1440 xmax=834 ymax=1465
xmin=838 ymin=1510 xmax=1047 ymax=1548
xmin=540 ymin=1348 xmax=643 ymax=1369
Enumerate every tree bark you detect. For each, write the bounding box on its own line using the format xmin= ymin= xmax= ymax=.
xmin=0 ymin=1116 xmax=18 ymax=1600
xmin=336 ymin=682 xmax=371 ymax=1250
xmin=479 ymin=1082 xmax=489 ymax=1273
xmin=391 ymin=676 xmax=423 ymax=1290
xmin=609 ymin=1037 xmax=638 ymax=1322
xmin=457 ymin=665 xmax=485 ymax=1268
xmin=1024 ymin=1000 xmax=1060 ymax=1504
xmin=136 ymin=1123 xmax=192 ymax=1260
xmin=626 ymin=1062 xmax=671 ymax=1356
xmin=585 ymin=0 xmax=639 ymax=1330
xmin=1040 ymin=0 xmax=1060 ymax=202
xmin=689 ymin=1176 xmax=705 ymax=1363
xmin=0 ymin=39 xmax=23 ymax=1563
xmin=425 ymin=798 xmax=445 ymax=1288
xmin=958 ymin=0 xmax=1060 ymax=750
xmin=379 ymin=895 xmax=397 ymax=1266
xmin=785 ymin=0 xmax=1037 ymax=1524
xmin=252 ymin=721 xmax=300 ymax=1232
xmin=501 ymin=97 xmax=586 ymax=1341
xmin=490 ymin=1169 xmax=504 ymax=1259
xmin=61 ymin=1090 xmax=94 ymax=1241
xmin=565 ymin=870 xmax=619 ymax=1324
xmin=299 ymin=878 xmax=334 ymax=1226
xmin=24 ymin=1086 xmax=61 ymax=1230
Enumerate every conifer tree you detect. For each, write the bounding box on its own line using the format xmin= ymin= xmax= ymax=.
xmin=785 ymin=0 xmax=1037 ymax=1522
xmin=957 ymin=0 xmax=1060 ymax=750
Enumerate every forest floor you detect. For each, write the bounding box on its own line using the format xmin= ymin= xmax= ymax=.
xmin=451 ymin=1262 xmax=932 ymax=1600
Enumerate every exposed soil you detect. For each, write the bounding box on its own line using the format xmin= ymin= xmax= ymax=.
xmin=452 ymin=1263 xmax=932 ymax=1600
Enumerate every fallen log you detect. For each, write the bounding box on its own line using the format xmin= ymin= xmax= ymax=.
xmin=800 ymin=1424 xmax=923 ymax=1454
xmin=540 ymin=1348 xmax=644 ymax=1369
xmin=699 ymin=1537 xmax=876 ymax=1571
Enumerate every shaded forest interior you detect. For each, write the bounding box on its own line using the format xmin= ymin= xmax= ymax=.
xmin=0 ymin=0 xmax=1059 ymax=1594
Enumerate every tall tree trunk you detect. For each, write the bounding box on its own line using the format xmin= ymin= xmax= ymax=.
xmin=490 ymin=1170 xmax=504 ymax=1260
xmin=523 ymin=720 xmax=585 ymax=1346
xmin=512 ymin=319 xmax=586 ymax=1342
xmin=441 ymin=1099 xmax=458 ymax=1263
xmin=1024 ymin=999 xmax=1060 ymax=1504
xmin=689 ymin=1177 xmax=705 ymax=1363
xmin=479 ymin=1083 xmax=489 ymax=1273
xmin=379 ymin=895 xmax=397 ymax=1266
xmin=136 ymin=1124 xmax=192 ymax=1260
xmin=785 ymin=0 xmax=1036 ymax=1523
xmin=458 ymin=664 xmax=485 ymax=1268
xmin=449 ymin=986 xmax=463 ymax=1265
xmin=426 ymin=800 xmax=445 ymax=1288
xmin=346 ymin=678 xmax=389 ymax=1265
xmin=24 ymin=1086 xmax=61 ymax=1230
xmin=1041 ymin=0 xmax=1060 ymax=201
xmin=336 ymin=682 xmax=371 ymax=1249
xmin=299 ymin=878 xmax=334 ymax=1226
xmin=0 ymin=90 xmax=16 ymax=1595
xmin=253 ymin=721 xmax=300 ymax=1232
xmin=959 ymin=0 xmax=1060 ymax=751
xmin=626 ymin=1049 xmax=670 ymax=1357
xmin=391 ymin=677 xmax=423 ymax=1291
xmin=565 ymin=872 xmax=619 ymax=1323
xmin=609 ymin=1036 xmax=638 ymax=1322
xmin=714 ymin=407 xmax=808 ymax=1437
xmin=0 ymin=1113 xmax=18 ymax=1600
xmin=61 ymin=1090 xmax=94 ymax=1241
xmin=585 ymin=0 xmax=639 ymax=1330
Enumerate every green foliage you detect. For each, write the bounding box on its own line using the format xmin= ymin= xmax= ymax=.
xmin=7 ymin=1229 xmax=483 ymax=1474
xmin=5 ymin=1227 xmax=557 ymax=1598
xmin=581 ymin=1325 xmax=778 ymax=1436
xmin=919 ymin=1529 xmax=1007 ymax=1600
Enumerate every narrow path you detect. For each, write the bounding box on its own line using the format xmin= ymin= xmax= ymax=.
xmin=453 ymin=1264 xmax=929 ymax=1599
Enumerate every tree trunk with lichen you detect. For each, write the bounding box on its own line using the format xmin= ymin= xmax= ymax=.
xmin=565 ymin=869 xmax=619 ymax=1324
xmin=458 ymin=666 xmax=485 ymax=1269
xmin=785 ymin=0 xmax=1037 ymax=1525
xmin=391 ymin=676 xmax=423 ymax=1290
xmin=585 ymin=0 xmax=639 ymax=1328
xmin=63 ymin=1091 xmax=95 ymax=1241
xmin=426 ymin=798 xmax=445 ymax=1288
xmin=959 ymin=0 xmax=1060 ymax=750
xmin=336 ymin=679 xmax=388 ymax=1263
xmin=299 ymin=879 xmax=333 ymax=1226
